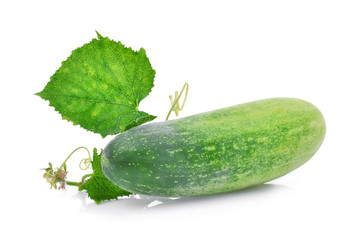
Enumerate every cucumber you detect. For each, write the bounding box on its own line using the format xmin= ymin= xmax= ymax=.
xmin=101 ymin=98 xmax=326 ymax=197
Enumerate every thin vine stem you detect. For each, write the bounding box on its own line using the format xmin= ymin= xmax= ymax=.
xmin=81 ymin=174 xmax=93 ymax=183
xmin=66 ymin=181 xmax=82 ymax=187
xmin=66 ymin=174 xmax=93 ymax=187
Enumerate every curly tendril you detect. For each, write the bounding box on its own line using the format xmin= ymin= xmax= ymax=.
xmin=166 ymin=82 xmax=189 ymax=121
xmin=60 ymin=146 xmax=92 ymax=170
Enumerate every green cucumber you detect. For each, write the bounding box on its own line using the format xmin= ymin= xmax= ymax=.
xmin=101 ymin=98 xmax=326 ymax=197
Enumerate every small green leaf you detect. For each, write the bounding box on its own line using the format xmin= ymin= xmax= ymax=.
xmin=79 ymin=148 xmax=131 ymax=204
xmin=36 ymin=32 xmax=156 ymax=137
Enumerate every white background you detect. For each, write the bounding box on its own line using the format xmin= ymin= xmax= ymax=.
xmin=1 ymin=0 xmax=358 ymax=239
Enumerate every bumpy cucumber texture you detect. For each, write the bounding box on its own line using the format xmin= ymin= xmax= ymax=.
xmin=101 ymin=98 xmax=326 ymax=197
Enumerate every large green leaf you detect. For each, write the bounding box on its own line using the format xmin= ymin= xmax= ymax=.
xmin=36 ymin=32 xmax=156 ymax=137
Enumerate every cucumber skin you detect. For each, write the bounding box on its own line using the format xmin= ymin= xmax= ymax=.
xmin=102 ymin=98 xmax=326 ymax=197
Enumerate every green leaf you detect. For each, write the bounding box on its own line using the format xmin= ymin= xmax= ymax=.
xmin=36 ymin=32 xmax=156 ymax=137
xmin=79 ymin=148 xmax=131 ymax=204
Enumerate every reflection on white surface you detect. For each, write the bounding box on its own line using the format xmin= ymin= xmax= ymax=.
xmin=77 ymin=183 xmax=291 ymax=217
